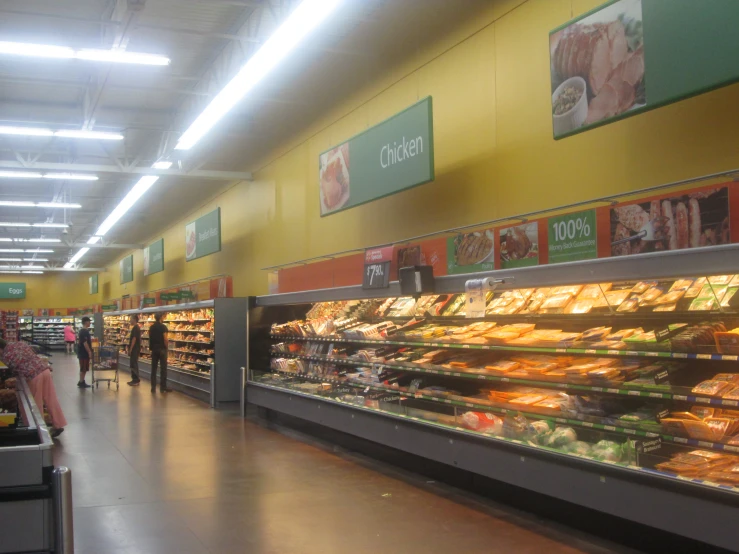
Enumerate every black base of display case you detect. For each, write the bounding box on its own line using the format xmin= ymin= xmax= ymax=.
xmin=120 ymin=354 xmax=211 ymax=404
xmin=247 ymin=383 xmax=739 ymax=553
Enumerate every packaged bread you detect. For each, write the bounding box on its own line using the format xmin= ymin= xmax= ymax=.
xmin=509 ymin=394 xmax=548 ymax=405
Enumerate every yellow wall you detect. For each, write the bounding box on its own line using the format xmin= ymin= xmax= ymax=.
xmin=0 ymin=273 xmax=91 ymax=311
xmin=37 ymin=0 xmax=739 ymax=304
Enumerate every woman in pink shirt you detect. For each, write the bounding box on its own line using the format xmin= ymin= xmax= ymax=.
xmin=63 ymin=324 xmax=76 ymax=355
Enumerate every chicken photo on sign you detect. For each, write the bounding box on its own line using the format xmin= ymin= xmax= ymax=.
xmin=319 ymin=142 xmax=351 ymax=215
xmin=500 ymin=223 xmax=539 ymax=269
xmin=550 ymin=0 xmax=645 ymax=137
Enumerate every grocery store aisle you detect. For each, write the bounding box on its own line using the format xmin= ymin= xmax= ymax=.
xmin=48 ymin=353 xmax=635 ymax=554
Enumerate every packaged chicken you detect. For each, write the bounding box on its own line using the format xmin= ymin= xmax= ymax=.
xmin=709 ymin=275 xmax=734 ymax=285
xmin=638 ymin=287 xmax=665 ymax=305
xmin=461 ymin=412 xmax=503 ymax=435
xmin=565 ymin=299 xmax=595 ymax=314
xmin=594 ymin=289 xmax=632 ymax=308
xmin=632 ymin=281 xmax=656 ymax=294
xmin=669 ymin=279 xmax=695 ymax=292
xmin=655 ymin=290 xmax=686 ymax=305
xmin=540 ymin=293 xmax=574 ymax=311
xmin=616 ymin=298 xmax=640 ymax=313
xmin=692 ymin=380 xmax=734 ymax=396
xmin=653 ymin=304 xmax=677 ymax=312
xmin=484 ymin=360 xmax=522 ymax=374
xmin=581 ymin=327 xmax=612 ymax=342
xmin=578 ymin=283 xmax=613 ymax=300
xmin=550 ymin=285 xmax=583 ymax=296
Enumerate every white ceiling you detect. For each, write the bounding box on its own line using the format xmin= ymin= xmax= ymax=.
xmin=0 ymin=0 xmax=490 ymax=270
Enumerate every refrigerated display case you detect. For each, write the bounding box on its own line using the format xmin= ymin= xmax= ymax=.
xmin=106 ymin=298 xmax=247 ymax=406
xmin=19 ymin=316 xmax=32 ymax=343
xmin=247 ymin=244 xmax=739 ymax=551
xmin=32 ymin=316 xmax=73 ymax=350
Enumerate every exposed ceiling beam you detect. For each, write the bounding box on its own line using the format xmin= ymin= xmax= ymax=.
xmin=0 ymin=160 xmax=252 ymax=180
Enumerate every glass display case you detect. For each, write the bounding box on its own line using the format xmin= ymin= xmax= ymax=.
xmin=247 ymin=245 xmax=739 ymax=551
xmin=105 ymin=298 xmax=246 ymax=406
xmin=32 ymin=316 xmax=73 ymax=350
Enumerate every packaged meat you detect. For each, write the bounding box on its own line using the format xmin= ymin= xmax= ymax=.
xmin=709 ymin=275 xmax=734 ymax=285
xmin=632 ymin=281 xmax=656 ymax=294
xmin=669 ymin=279 xmax=695 ymax=292
xmin=653 ymin=304 xmax=677 ymax=312
xmin=581 ymin=327 xmax=612 ymax=341
xmin=590 ymin=440 xmax=624 ymax=463
xmin=654 ymin=290 xmax=686 ymax=304
xmin=692 ymin=380 xmax=734 ymax=396
xmin=565 ymin=299 xmax=595 ymax=314
xmin=638 ymin=287 xmax=664 ymax=305
xmin=484 ymin=360 xmax=522 ymax=373
xmin=545 ymin=426 xmax=578 ymax=448
xmin=550 ymin=285 xmax=584 ymax=296
xmin=594 ymin=289 xmax=632 ymax=308
xmin=685 ymin=277 xmax=707 ymax=298
xmin=577 ymin=283 xmax=613 ymax=300
xmin=461 ymin=412 xmax=503 ymax=435
xmin=540 ymin=293 xmax=574 ymax=310
xmin=616 ymin=297 xmax=639 ymax=313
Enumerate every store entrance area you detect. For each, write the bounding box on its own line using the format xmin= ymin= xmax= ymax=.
xmin=46 ymin=353 xmax=633 ymax=554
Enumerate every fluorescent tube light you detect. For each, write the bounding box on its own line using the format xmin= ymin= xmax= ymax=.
xmin=0 ymin=258 xmax=21 ymax=261
xmin=53 ymin=131 xmax=123 ymax=140
xmin=93 ymin=175 xmax=158 ymax=237
xmin=0 ymin=171 xmax=43 ymax=179
xmin=0 ymin=222 xmax=69 ymax=228
xmin=23 ymin=258 xmax=48 ymax=262
xmin=0 ymin=126 xmax=122 ymax=141
xmin=25 ymin=249 xmax=54 ymax=253
xmin=0 ymin=41 xmax=170 ymax=66
xmin=0 ymin=238 xmax=62 ymax=243
xmin=0 ymin=271 xmax=21 ymax=274
xmin=0 ymin=201 xmax=81 ymax=209
xmin=0 ymin=126 xmax=53 ymax=137
xmin=20 ymin=265 xmax=43 ymax=269
xmin=66 ymin=247 xmax=89 ymax=266
xmin=175 ymin=0 xmax=342 ymax=150
xmin=23 ymin=271 xmax=44 ymax=274
xmin=152 ymin=161 xmax=173 ymax=169
xmin=43 ymin=173 xmax=99 ymax=181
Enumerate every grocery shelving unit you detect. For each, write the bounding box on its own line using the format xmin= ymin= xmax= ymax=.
xmin=19 ymin=316 xmax=32 ymax=343
xmin=1 ymin=311 xmax=19 ymax=343
xmin=32 ymin=316 xmax=73 ymax=350
xmin=106 ymin=298 xmax=247 ymax=406
xmin=247 ymin=244 xmax=739 ymax=552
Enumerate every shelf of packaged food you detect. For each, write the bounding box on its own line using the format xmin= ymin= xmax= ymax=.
xmin=270 ymin=334 xmax=737 ymax=363
xmin=271 ymin=351 xmax=739 ymax=408
xmin=169 ymin=348 xmax=213 ymax=357
xmin=170 ymin=358 xmax=212 ymax=368
xmin=138 ymin=356 xmax=211 ymax=374
xmin=141 ymin=319 xmax=210 ymax=323
xmin=169 ymin=329 xmax=212 ymax=333
xmin=169 ymin=338 xmax=213 ymax=345
xmin=261 ymin=367 xmax=739 ymax=455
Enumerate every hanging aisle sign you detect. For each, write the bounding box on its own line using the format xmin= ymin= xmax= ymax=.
xmin=550 ymin=0 xmax=739 ymax=139
xmin=89 ymin=274 xmax=98 ymax=295
xmin=144 ymin=238 xmax=164 ymax=276
xmin=319 ymin=97 xmax=434 ymax=216
xmin=120 ymin=255 xmax=133 ymax=284
xmin=186 ymin=208 xmax=221 ymax=261
xmin=0 ymin=283 xmax=25 ymax=299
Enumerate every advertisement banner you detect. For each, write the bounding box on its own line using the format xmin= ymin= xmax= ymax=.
xmin=446 ymin=229 xmax=495 ymax=275
xmin=120 ymin=255 xmax=133 ymax=284
xmin=89 ymin=274 xmax=98 ymax=295
xmin=186 ymin=208 xmax=221 ymax=261
xmin=0 ymin=282 xmax=25 ymax=299
xmin=144 ymin=238 xmax=164 ymax=276
xmin=548 ymin=209 xmax=598 ymax=263
xmin=499 ymin=222 xmax=540 ymax=269
xmin=551 ymin=0 xmax=739 ymax=139
xmin=319 ymin=97 xmax=434 ymax=216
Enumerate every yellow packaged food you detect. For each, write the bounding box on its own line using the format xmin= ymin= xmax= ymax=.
xmin=593 ymin=289 xmax=632 ymax=308
xmin=653 ymin=304 xmax=677 ymax=312
xmin=669 ymin=279 xmax=695 ymax=292
xmin=510 ymin=394 xmax=548 ymax=405
xmin=541 ymin=293 xmax=574 ymax=310
xmin=578 ymin=283 xmax=613 ymax=300
xmin=616 ymin=298 xmax=640 ymax=313
xmin=565 ymin=300 xmax=594 ymax=314
xmin=550 ymin=285 xmax=584 ymax=296
xmin=685 ymin=277 xmax=707 ymax=298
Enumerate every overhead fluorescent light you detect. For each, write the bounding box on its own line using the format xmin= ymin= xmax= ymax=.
xmin=175 ymin=0 xmax=342 ymax=150
xmin=0 ymin=201 xmax=82 ymax=209
xmin=0 ymin=41 xmax=170 ymax=66
xmin=0 ymin=126 xmax=53 ymax=137
xmin=43 ymin=173 xmax=99 ymax=181
xmin=65 ymin=247 xmax=89 ymax=267
xmin=0 ymin=222 xmax=69 ymax=228
xmin=0 ymin=271 xmax=21 ymax=274
xmin=152 ymin=161 xmax=172 ymax=169
xmin=23 ymin=271 xmax=44 ymax=274
xmin=0 ymin=171 xmax=43 ymax=179
xmin=53 ymin=131 xmax=123 ymax=140
xmin=20 ymin=265 xmax=44 ymax=269
xmin=0 ymin=126 xmax=122 ymax=140
xmin=0 ymin=238 xmax=62 ymax=243
xmin=25 ymin=249 xmax=54 ymax=253
xmin=0 ymin=258 xmax=21 ymax=261
xmin=0 ymin=257 xmax=49 ymax=262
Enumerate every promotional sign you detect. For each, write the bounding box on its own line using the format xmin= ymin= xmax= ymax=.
xmin=499 ymin=222 xmax=540 ymax=269
xmin=0 ymin=282 xmax=25 ymax=299
xmin=101 ymin=304 xmax=117 ymax=311
xmin=160 ymin=292 xmax=180 ymax=301
xmin=119 ymin=255 xmax=134 ymax=284
xmin=144 ymin=238 xmax=164 ymax=276
xmin=186 ymin=208 xmax=221 ymax=261
xmin=363 ymin=247 xmax=392 ymax=290
xmin=447 ymin=229 xmax=495 ymax=275
xmin=319 ymin=97 xmax=434 ymax=216
xmin=180 ymin=290 xmax=196 ymax=300
xmin=551 ymin=0 xmax=739 ymax=138
xmin=142 ymin=297 xmax=156 ymax=306
xmin=89 ymin=274 xmax=98 ymax=295
xmin=548 ymin=210 xmax=598 ymax=263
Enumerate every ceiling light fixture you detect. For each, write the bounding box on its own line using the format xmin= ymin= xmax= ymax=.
xmin=0 ymin=126 xmax=122 ymax=140
xmin=0 ymin=249 xmax=54 ymax=253
xmin=66 ymin=162 xmax=163 ymax=266
xmin=23 ymin=271 xmax=44 ymax=274
xmin=0 ymin=201 xmax=81 ymax=209
xmin=0 ymin=222 xmax=69 ymax=228
xmin=152 ymin=161 xmax=173 ymax=169
xmin=0 ymin=265 xmax=43 ymax=270
xmin=0 ymin=41 xmax=170 ymax=66
xmin=175 ymin=0 xmax=342 ymax=151
xmin=0 ymin=238 xmax=62 ymax=243
xmin=0 ymin=271 xmax=21 ymax=274
xmin=0 ymin=171 xmax=97 ymax=180
xmin=0 ymin=258 xmax=21 ymax=262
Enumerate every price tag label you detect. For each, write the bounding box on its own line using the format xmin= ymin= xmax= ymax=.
xmin=697 ymin=354 xmax=712 ymax=360
xmin=363 ymin=247 xmax=393 ymax=290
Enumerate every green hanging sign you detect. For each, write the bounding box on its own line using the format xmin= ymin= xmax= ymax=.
xmin=144 ymin=238 xmax=164 ymax=276
xmin=0 ymin=283 xmax=25 ymax=299
xmin=89 ymin=274 xmax=98 ymax=295
xmin=120 ymin=255 xmax=133 ymax=284
xmin=185 ymin=208 xmax=221 ymax=261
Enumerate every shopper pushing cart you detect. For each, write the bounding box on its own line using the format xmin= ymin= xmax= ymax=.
xmin=91 ymin=346 xmax=119 ymax=391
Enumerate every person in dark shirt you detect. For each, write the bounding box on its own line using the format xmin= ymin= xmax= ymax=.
xmin=77 ymin=316 xmax=93 ymax=388
xmin=148 ymin=313 xmax=170 ymax=393
xmin=127 ymin=314 xmax=142 ymax=386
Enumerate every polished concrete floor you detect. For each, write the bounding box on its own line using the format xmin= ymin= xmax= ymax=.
xmin=48 ymin=353 xmax=638 ymax=554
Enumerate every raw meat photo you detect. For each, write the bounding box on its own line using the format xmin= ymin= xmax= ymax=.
xmin=610 ymin=187 xmax=730 ymax=257
xmin=550 ymin=0 xmax=645 ymax=137
xmin=319 ymin=143 xmax=351 ymax=215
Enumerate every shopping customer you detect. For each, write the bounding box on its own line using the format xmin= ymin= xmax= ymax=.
xmin=77 ymin=316 xmax=93 ymax=389
xmin=0 ymin=339 xmax=67 ymax=438
xmin=63 ymin=323 xmax=76 ymax=355
xmin=127 ymin=314 xmax=141 ymax=386
xmin=149 ymin=313 xmax=170 ymax=393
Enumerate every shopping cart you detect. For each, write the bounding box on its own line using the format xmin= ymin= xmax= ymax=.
xmin=91 ymin=346 xmax=119 ymax=391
